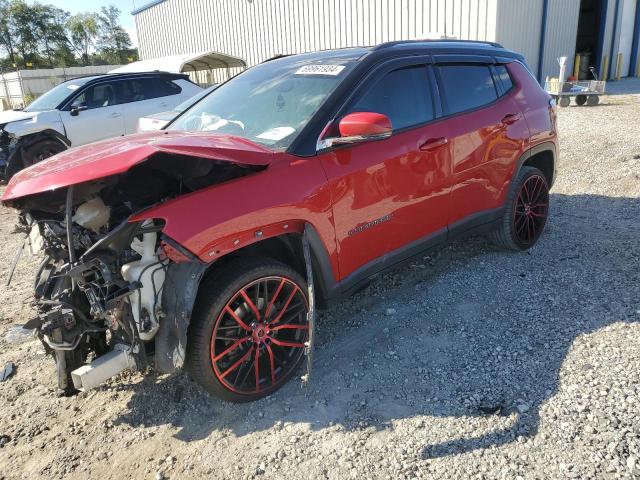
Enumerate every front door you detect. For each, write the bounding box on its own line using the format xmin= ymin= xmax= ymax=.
xmin=319 ymin=63 xmax=451 ymax=281
xmin=62 ymin=81 xmax=124 ymax=146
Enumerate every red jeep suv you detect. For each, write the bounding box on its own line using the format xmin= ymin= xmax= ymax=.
xmin=2 ymin=40 xmax=557 ymax=402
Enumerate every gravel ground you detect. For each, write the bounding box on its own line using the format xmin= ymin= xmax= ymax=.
xmin=0 ymin=92 xmax=639 ymax=480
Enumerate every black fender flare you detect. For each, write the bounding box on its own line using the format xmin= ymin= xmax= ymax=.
xmin=514 ymin=141 xmax=557 ymax=188
xmin=155 ymin=260 xmax=207 ymax=374
xmin=16 ymin=129 xmax=72 ymax=151
xmin=304 ymin=223 xmax=339 ymax=309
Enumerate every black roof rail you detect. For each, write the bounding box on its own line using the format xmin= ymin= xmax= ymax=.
xmin=372 ymin=39 xmax=504 ymax=50
xmin=60 ymin=73 xmax=106 ymax=81
xmin=261 ymin=54 xmax=292 ymax=63
xmin=60 ymin=71 xmax=189 ymax=84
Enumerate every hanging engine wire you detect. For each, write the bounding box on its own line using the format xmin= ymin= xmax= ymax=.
xmin=65 ymin=186 xmax=76 ymax=293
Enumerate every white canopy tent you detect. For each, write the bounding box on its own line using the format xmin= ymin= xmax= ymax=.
xmin=109 ymin=51 xmax=247 ymax=84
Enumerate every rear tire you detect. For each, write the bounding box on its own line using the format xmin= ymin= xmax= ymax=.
xmin=491 ymin=166 xmax=549 ymax=251
xmin=587 ymin=95 xmax=600 ymax=106
xmin=559 ymin=96 xmax=571 ymax=107
xmin=575 ymin=94 xmax=587 ymax=106
xmin=187 ymin=257 xmax=309 ymax=403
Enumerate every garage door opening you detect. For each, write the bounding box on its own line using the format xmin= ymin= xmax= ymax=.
xmin=574 ymin=0 xmax=605 ymax=80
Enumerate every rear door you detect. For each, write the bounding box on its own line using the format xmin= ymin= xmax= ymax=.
xmin=319 ymin=60 xmax=452 ymax=280
xmin=61 ymin=81 xmax=124 ymax=146
xmin=117 ymin=77 xmax=184 ymax=134
xmin=434 ymin=61 xmax=529 ymax=231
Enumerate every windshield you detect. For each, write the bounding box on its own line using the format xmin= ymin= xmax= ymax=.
xmin=24 ymin=79 xmax=89 ymax=112
xmin=168 ymin=53 xmax=360 ymax=149
xmin=173 ymin=85 xmax=218 ymax=112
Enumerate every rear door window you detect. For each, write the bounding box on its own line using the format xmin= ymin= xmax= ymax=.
xmin=116 ymin=78 xmax=158 ymax=104
xmin=347 ymin=65 xmax=434 ymax=131
xmin=437 ymin=64 xmax=498 ymax=115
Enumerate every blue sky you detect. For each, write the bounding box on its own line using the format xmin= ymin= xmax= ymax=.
xmin=28 ymin=0 xmax=139 ymax=46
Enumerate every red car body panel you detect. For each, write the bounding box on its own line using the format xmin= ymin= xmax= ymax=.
xmin=2 ymin=131 xmax=273 ymax=201
xmin=131 ymin=155 xmax=341 ymax=280
xmin=508 ymin=62 xmax=558 ymax=146
xmin=319 ymin=118 xmax=451 ymax=277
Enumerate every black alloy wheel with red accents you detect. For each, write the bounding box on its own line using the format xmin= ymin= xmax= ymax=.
xmin=491 ymin=166 xmax=550 ymax=251
xmin=187 ymin=257 xmax=309 ymax=402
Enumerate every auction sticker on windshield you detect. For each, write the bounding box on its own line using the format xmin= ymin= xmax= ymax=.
xmin=295 ymin=65 xmax=346 ymax=76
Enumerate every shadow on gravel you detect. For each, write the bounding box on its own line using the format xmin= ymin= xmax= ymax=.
xmin=114 ymin=193 xmax=640 ymax=455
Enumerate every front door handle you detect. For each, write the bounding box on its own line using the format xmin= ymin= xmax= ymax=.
xmin=419 ymin=137 xmax=448 ymax=151
xmin=110 ymin=112 xmax=122 ymax=118
xmin=501 ymin=113 xmax=521 ymax=125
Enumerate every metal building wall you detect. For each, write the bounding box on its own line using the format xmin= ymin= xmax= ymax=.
xmin=495 ymin=0 xmax=581 ymax=81
xmin=494 ymin=0 xmax=544 ymax=75
xmin=611 ymin=0 xmax=638 ymax=77
xmin=539 ymin=0 xmax=581 ymax=81
xmin=135 ymin=0 xmax=499 ymax=69
xmin=600 ymin=0 xmax=620 ymax=79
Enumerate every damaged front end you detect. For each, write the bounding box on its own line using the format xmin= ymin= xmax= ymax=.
xmin=7 ymin=150 xmax=263 ymax=394
xmin=0 ymin=126 xmax=15 ymax=178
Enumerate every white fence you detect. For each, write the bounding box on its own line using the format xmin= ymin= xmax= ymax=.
xmin=0 ymin=65 xmax=121 ymax=110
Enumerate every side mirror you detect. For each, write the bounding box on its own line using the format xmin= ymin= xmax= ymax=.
xmin=70 ymin=104 xmax=88 ymax=116
xmin=318 ymin=112 xmax=392 ymax=149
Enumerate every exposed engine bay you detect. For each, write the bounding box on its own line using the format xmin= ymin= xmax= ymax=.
xmin=8 ymin=153 xmax=262 ymax=394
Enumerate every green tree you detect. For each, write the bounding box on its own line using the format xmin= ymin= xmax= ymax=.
xmin=9 ymin=1 xmax=41 ymax=68
xmin=67 ymin=13 xmax=99 ymax=66
xmin=0 ymin=0 xmax=19 ymax=68
xmin=34 ymin=5 xmax=71 ymax=67
xmin=97 ymin=5 xmax=132 ymax=65
xmin=0 ymin=1 xmax=136 ymax=69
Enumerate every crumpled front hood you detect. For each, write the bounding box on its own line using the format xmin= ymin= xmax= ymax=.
xmin=2 ymin=131 xmax=275 ymax=201
xmin=0 ymin=109 xmax=37 ymax=127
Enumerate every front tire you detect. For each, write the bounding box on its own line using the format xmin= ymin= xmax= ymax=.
xmin=491 ymin=166 xmax=549 ymax=251
xmin=187 ymin=257 xmax=309 ymax=402
xmin=5 ymin=139 xmax=66 ymax=180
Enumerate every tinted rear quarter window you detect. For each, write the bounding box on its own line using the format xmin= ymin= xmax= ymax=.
xmin=348 ymin=65 xmax=434 ymax=130
xmin=155 ymin=78 xmax=182 ymax=97
xmin=438 ymin=65 xmax=498 ymax=115
xmin=495 ymin=65 xmax=514 ymax=93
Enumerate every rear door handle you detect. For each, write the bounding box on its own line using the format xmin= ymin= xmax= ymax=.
xmin=501 ymin=113 xmax=521 ymax=125
xmin=419 ymin=137 xmax=448 ymax=151
xmin=159 ymin=102 xmax=170 ymax=107
xmin=110 ymin=112 xmax=122 ymax=118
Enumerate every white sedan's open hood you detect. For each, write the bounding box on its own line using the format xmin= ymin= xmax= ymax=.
xmin=109 ymin=51 xmax=247 ymax=74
